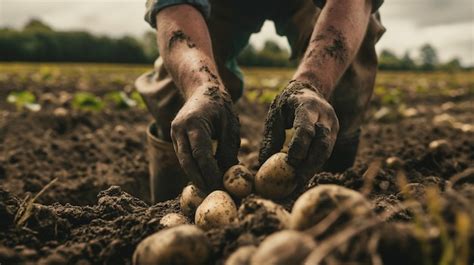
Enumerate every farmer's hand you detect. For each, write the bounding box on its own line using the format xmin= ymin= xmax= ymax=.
xmin=171 ymin=85 xmax=240 ymax=191
xmin=259 ymin=80 xmax=339 ymax=178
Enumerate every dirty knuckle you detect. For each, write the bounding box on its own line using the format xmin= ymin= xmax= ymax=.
xmin=171 ymin=119 xmax=185 ymax=131
xmin=191 ymin=148 xmax=208 ymax=159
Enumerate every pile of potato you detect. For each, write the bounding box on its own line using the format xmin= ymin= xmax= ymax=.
xmin=133 ymin=152 xmax=376 ymax=265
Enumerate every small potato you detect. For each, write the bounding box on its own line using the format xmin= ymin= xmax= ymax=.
xmin=133 ymin=225 xmax=210 ymax=265
xmin=159 ymin=213 xmax=189 ymax=228
xmin=240 ymin=138 xmax=252 ymax=153
xmin=180 ymin=184 xmax=206 ymax=217
xmin=195 ymin=190 xmax=237 ymax=230
xmin=255 ymin=153 xmax=296 ymax=199
xmin=290 ymin=185 xmax=374 ymax=231
xmin=224 ymin=165 xmax=254 ymax=198
xmin=385 ymin=156 xmax=404 ymax=169
xmin=250 ymin=230 xmax=316 ymax=265
xmin=429 ymin=139 xmax=451 ymax=154
xmin=53 ymin=107 xmax=68 ymax=117
xmin=238 ymin=198 xmax=290 ymax=230
xmin=225 ymin=245 xmax=257 ymax=265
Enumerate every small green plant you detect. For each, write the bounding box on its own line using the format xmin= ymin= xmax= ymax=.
xmin=7 ymin=91 xmax=41 ymax=111
xmin=131 ymin=91 xmax=146 ymax=109
xmin=105 ymin=91 xmax=137 ymax=109
xmin=72 ymin=92 xmax=104 ymax=111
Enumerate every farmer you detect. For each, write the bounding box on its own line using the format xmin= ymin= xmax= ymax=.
xmin=136 ymin=0 xmax=385 ymax=203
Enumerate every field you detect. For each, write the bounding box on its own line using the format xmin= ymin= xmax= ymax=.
xmin=0 ymin=63 xmax=473 ymax=264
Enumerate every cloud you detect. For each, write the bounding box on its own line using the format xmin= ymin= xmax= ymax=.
xmin=380 ymin=0 xmax=473 ymax=27
xmin=1 ymin=0 xmax=149 ymax=37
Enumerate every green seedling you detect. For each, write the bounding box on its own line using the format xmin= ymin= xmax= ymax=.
xmin=131 ymin=91 xmax=146 ymax=109
xmin=72 ymin=92 xmax=104 ymax=111
xmin=105 ymin=91 xmax=137 ymax=109
xmin=7 ymin=91 xmax=41 ymax=111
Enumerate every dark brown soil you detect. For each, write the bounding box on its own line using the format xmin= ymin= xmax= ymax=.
xmin=0 ymin=69 xmax=473 ymax=265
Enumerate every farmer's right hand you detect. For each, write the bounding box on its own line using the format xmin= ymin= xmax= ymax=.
xmin=171 ymin=85 xmax=240 ymax=192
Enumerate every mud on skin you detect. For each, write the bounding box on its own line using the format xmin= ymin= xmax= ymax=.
xmin=168 ymin=30 xmax=196 ymax=49
xmin=199 ymin=63 xmax=220 ymax=85
xmin=202 ymin=85 xmax=241 ymax=171
xmin=258 ymin=80 xmax=322 ymax=165
xmin=308 ymin=25 xmax=349 ymax=65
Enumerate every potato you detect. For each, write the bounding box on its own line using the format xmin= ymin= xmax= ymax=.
xmin=240 ymin=138 xmax=252 ymax=153
xmin=159 ymin=213 xmax=188 ymax=228
xmin=385 ymin=156 xmax=404 ymax=169
xmin=290 ymin=185 xmax=374 ymax=231
xmin=53 ymin=107 xmax=68 ymax=117
xmin=255 ymin=153 xmax=296 ymax=199
xmin=429 ymin=139 xmax=451 ymax=154
xmin=195 ymin=190 xmax=237 ymax=230
xmin=225 ymin=245 xmax=257 ymax=265
xmin=180 ymin=184 xmax=205 ymax=217
xmin=224 ymin=165 xmax=254 ymax=198
xmin=238 ymin=198 xmax=290 ymax=230
xmin=250 ymin=230 xmax=316 ymax=265
xmin=133 ymin=225 xmax=210 ymax=265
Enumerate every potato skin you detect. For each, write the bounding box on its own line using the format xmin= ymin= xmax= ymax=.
xmin=180 ymin=184 xmax=205 ymax=217
xmin=290 ymin=184 xmax=374 ymax=231
xmin=250 ymin=230 xmax=316 ymax=265
xmin=159 ymin=213 xmax=189 ymax=228
xmin=255 ymin=153 xmax=296 ymax=199
xmin=195 ymin=190 xmax=237 ymax=230
xmin=224 ymin=165 xmax=254 ymax=198
xmin=225 ymin=245 xmax=257 ymax=265
xmin=132 ymin=225 xmax=210 ymax=265
xmin=238 ymin=198 xmax=290 ymax=230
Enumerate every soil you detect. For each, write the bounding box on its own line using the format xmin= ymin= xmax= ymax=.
xmin=1 ymin=70 xmax=473 ymax=265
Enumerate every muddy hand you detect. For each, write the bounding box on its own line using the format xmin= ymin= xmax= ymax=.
xmin=259 ymin=80 xmax=339 ymax=178
xmin=171 ymin=85 xmax=240 ymax=192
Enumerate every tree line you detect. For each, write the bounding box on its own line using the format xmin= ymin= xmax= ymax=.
xmin=378 ymin=45 xmax=464 ymax=71
xmin=0 ymin=19 xmax=468 ymax=70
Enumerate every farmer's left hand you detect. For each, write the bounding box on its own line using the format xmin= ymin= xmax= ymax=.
xmin=258 ymin=80 xmax=339 ymax=178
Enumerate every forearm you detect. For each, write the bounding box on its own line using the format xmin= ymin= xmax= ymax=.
xmin=156 ymin=5 xmax=221 ymax=99
xmin=293 ymin=0 xmax=372 ymax=99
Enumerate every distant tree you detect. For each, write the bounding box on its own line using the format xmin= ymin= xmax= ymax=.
xmin=237 ymin=44 xmax=259 ymax=66
xmin=0 ymin=19 xmax=148 ymax=63
xmin=378 ymin=49 xmax=402 ymax=70
xmin=24 ymin=18 xmax=53 ymax=32
xmin=262 ymin=40 xmax=283 ymax=54
xmin=142 ymin=31 xmax=159 ymax=62
xmin=439 ymin=58 xmax=462 ymax=72
xmin=419 ymin=44 xmax=439 ymax=71
xmin=237 ymin=41 xmax=294 ymax=67
xmin=400 ymin=52 xmax=416 ymax=70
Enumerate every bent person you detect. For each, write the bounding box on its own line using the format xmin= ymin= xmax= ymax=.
xmin=136 ymin=0 xmax=385 ymax=203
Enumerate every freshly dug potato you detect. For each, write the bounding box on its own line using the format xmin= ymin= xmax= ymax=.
xmin=250 ymin=230 xmax=316 ymax=265
xmin=240 ymin=138 xmax=252 ymax=153
xmin=159 ymin=213 xmax=189 ymax=228
xmin=195 ymin=190 xmax=237 ymax=230
xmin=429 ymin=139 xmax=451 ymax=154
xmin=385 ymin=156 xmax=404 ymax=169
xmin=180 ymin=184 xmax=205 ymax=217
xmin=255 ymin=153 xmax=296 ymax=199
xmin=53 ymin=107 xmax=68 ymax=117
xmin=238 ymin=197 xmax=290 ymax=230
xmin=224 ymin=165 xmax=254 ymax=198
xmin=132 ymin=225 xmax=210 ymax=265
xmin=290 ymin=184 xmax=374 ymax=231
xmin=224 ymin=245 xmax=257 ymax=265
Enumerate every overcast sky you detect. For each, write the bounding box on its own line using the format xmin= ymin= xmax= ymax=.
xmin=1 ymin=0 xmax=473 ymax=65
